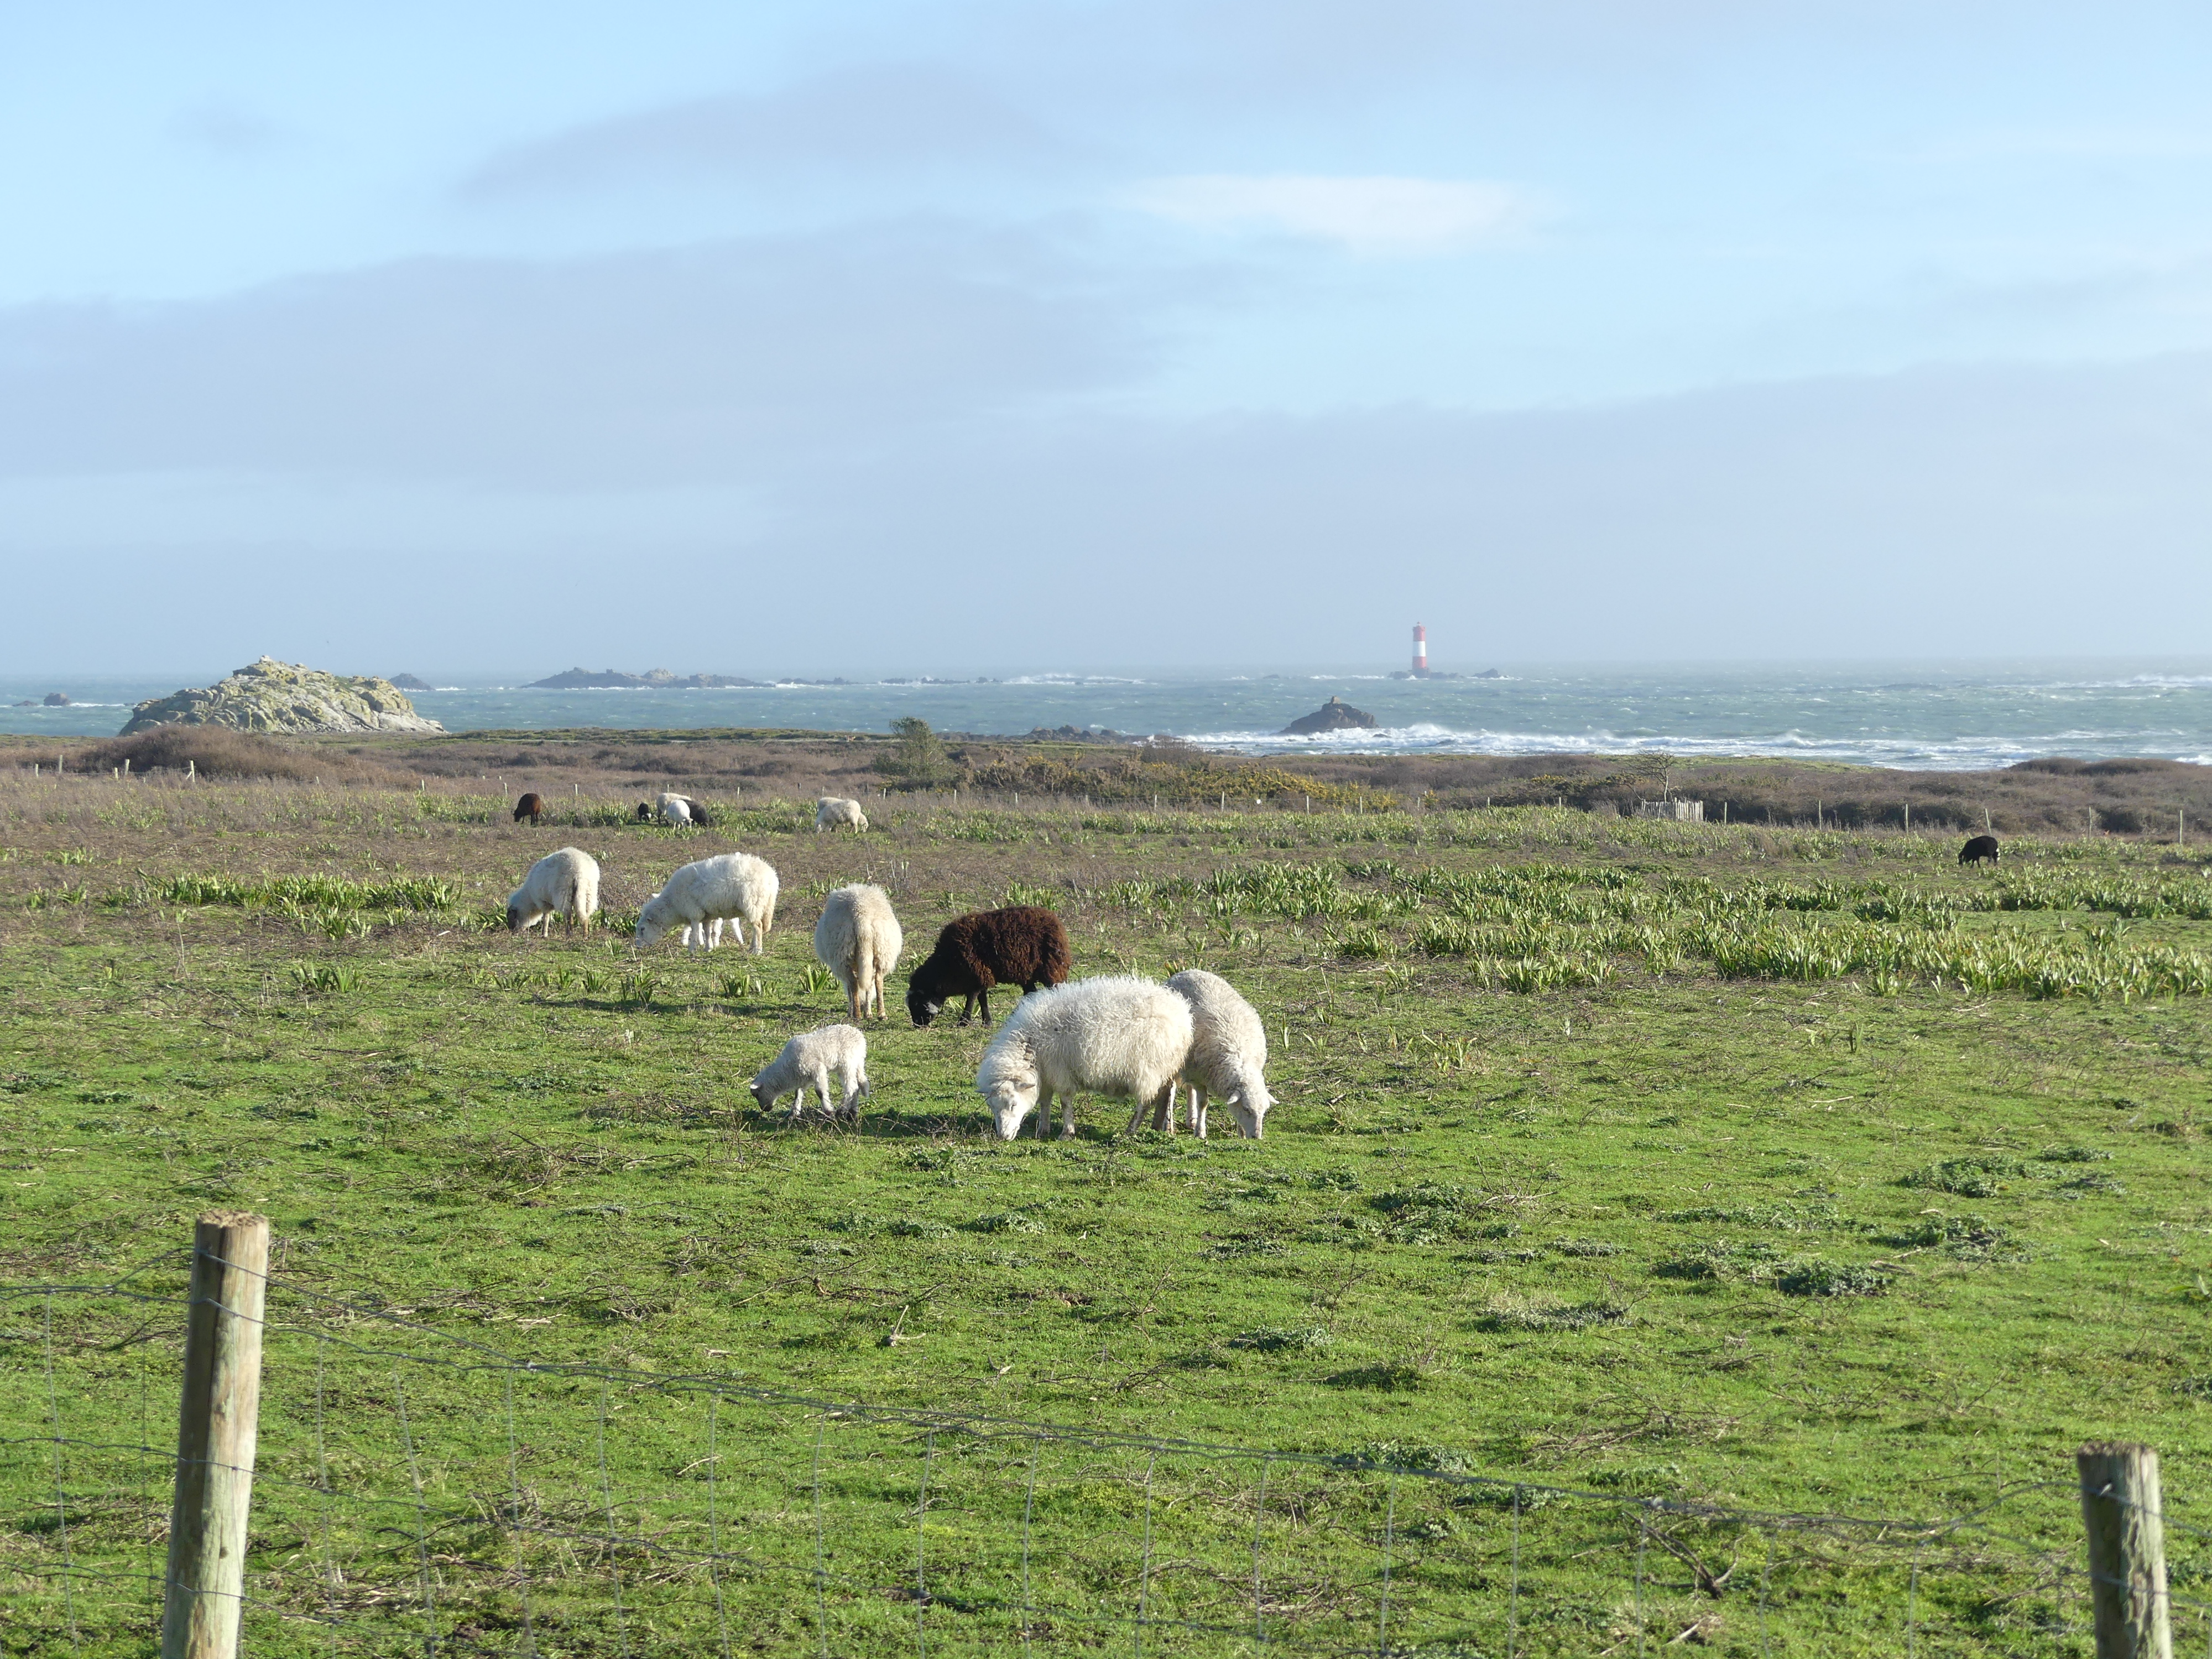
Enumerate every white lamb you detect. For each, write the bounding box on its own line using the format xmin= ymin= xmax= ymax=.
xmin=815 ymin=796 xmax=868 ymax=833
xmin=975 ymin=975 xmax=1193 ymax=1141
xmin=749 ymin=1024 xmax=870 ymax=1122
xmin=505 ymin=848 xmax=601 ymax=935
xmin=657 ymin=791 xmax=698 ymax=826
xmin=635 ymin=852 xmax=779 ymax=953
xmin=814 ymin=884 xmax=904 ymax=1021
xmin=1162 ymin=969 xmax=1274 ymax=1139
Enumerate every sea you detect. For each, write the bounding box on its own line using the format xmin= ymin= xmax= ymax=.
xmin=6 ymin=662 xmax=2212 ymax=771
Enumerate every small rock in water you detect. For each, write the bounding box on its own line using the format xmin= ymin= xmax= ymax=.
xmin=1277 ymin=696 xmax=1378 ymax=736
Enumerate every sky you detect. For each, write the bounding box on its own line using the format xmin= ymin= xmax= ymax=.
xmin=3 ymin=1 xmax=2210 ymax=677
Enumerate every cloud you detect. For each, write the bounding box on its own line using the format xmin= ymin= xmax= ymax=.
xmin=462 ymin=65 xmax=1073 ymax=197
xmin=0 ymin=222 xmax=1165 ymax=488
xmin=1127 ymin=174 xmax=1533 ymax=253
xmin=7 ymin=349 xmax=2210 ymax=670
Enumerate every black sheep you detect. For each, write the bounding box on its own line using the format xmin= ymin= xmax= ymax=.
xmin=1960 ymin=834 xmax=1999 ymax=866
xmin=906 ymin=906 xmax=1072 ymax=1026
xmin=513 ymin=792 xmax=545 ymax=825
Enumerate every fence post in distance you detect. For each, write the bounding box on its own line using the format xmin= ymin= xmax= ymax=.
xmin=161 ymin=1211 xmax=270 ymax=1659
xmin=2078 ymin=1441 xmax=2171 ymax=1659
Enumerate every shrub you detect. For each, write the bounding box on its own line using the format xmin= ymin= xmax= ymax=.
xmin=1227 ymin=1326 xmax=1332 ymax=1353
xmin=1339 ymin=1441 xmax=1472 ymax=1474
xmin=886 ymin=1218 xmax=953 ymax=1239
xmin=1474 ymin=1298 xmax=1632 ymax=1332
xmin=1774 ymin=1258 xmax=1892 ymax=1297
xmin=875 ymin=717 xmax=956 ymax=787
xmin=966 ymin=1211 xmax=1045 ymax=1235
xmin=1900 ymin=1158 xmax=2021 ymax=1197
xmin=76 ymin=727 xmax=405 ymax=785
xmin=1323 ymin=1363 xmax=1428 ymax=1390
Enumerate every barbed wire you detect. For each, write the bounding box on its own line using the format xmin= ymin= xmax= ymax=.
xmin=0 ymin=1259 xmax=2158 ymax=1655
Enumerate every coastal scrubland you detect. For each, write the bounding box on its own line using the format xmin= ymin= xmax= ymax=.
xmin=4 ymin=733 xmax=2211 ymax=1655
xmin=54 ymin=722 xmax=2212 ymax=834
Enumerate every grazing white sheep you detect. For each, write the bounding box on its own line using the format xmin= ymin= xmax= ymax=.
xmin=635 ymin=852 xmax=779 ymax=953
xmin=814 ymin=884 xmax=904 ymax=1021
xmin=749 ymin=1024 xmax=870 ymax=1122
xmin=1162 ymin=969 xmax=1273 ymax=1139
xmin=656 ymin=791 xmax=698 ymax=826
xmin=505 ymin=848 xmax=601 ymax=935
xmin=815 ymin=796 xmax=868 ymax=833
xmin=975 ymin=976 xmax=1193 ymax=1141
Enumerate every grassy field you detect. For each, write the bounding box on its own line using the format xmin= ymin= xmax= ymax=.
xmin=6 ymin=768 xmax=2212 ymax=1655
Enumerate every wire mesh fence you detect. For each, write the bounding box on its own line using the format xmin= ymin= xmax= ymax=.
xmin=4 ymin=1248 xmax=2203 ymax=1656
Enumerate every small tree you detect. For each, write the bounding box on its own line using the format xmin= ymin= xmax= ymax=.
xmin=879 ymin=717 xmax=954 ymax=786
xmin=1631 ymin=752 xmax=1677 ymax=800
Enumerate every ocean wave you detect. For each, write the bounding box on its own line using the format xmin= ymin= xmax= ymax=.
xmin=1181 ymin=724 xmax=2207 ymax=771
xmin=1003 ymin=674 xmax=1148 ymax=686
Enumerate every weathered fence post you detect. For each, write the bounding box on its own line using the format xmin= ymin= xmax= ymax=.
xmin=162 ymin=1211 xmax=270 ymax=1659
xmin=2078 ymin=1442 xmax=2171 ymax=1659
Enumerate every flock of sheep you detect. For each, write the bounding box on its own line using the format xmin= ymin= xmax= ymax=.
xmin=500 ymin=795 xmax=1274 ymax=1142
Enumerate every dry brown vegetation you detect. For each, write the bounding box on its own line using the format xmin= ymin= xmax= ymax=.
xmin=67 ymin=725 xmax=411 ymax=786
xmin=9 ymin=726 xmax=2208 ymax=838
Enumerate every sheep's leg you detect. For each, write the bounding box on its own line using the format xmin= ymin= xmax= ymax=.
xmin=977 ymin=987 xmax=992 ymax=1023
xmin=1061 ymin=1093 xmax=1077 ymax=1139
xmin=1150 ymin=1085 xmax=1173 ymax=1133
xmin=1192 ymin=1088 xmax=1209 ymax=1139
xmin=787 ymin=1085 xmax=808 ymax=1124
xmin=1034 ymin=1086 xmax=1052 ymax=1142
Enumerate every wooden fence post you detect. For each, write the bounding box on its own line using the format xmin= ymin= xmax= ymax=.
xmin=2078 ymin=1442 xmax=2171 ymax=1659
xmin=162 ymin=1211 xmax=270 ymax=1659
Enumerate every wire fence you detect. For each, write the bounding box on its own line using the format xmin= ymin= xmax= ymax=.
xmin=3 ymin=1250 xmax=2203 ymax=1657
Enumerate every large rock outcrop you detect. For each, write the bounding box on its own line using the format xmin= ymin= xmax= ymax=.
xmin=121 ymin=658 xmax=446 ymax=736
xmin=1277 ymin=696 xmax=1379 ymax=736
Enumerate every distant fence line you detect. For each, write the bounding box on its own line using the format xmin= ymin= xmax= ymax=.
xmin=3 ymin=1216 xmax=2205 ymax=1656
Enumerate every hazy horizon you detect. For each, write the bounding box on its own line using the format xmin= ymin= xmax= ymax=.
xmin=11 ymin=654 xmax=2212 ymax=687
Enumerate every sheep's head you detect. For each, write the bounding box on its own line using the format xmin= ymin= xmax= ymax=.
xmin=634 ymin=900 xmax=668 ymax=948
xmin=746 ymin=1071 xmax=774 ymax=1110
xmin=1223 ymin=1076 xmax=1274 ymax=1139
xmin=976 ymin=1041 xmax=1039 ymax=1140
xmin=982 ymin=1077 xmax=1037 ymax=1140
xmin=505 ymin=903 xmax=525 ymax=933
xmin=906 ymin=983 xmax=943 ymax=1027
xmin=635 ymin=802 xmax=652 ymax=821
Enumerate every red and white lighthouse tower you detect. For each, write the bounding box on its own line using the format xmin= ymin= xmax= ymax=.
xmin=1411 ymin=623 xmax=1430 ymax=679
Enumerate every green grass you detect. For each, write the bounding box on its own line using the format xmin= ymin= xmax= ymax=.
xmin=4 ymin=782 xmax=2212 ymax=1653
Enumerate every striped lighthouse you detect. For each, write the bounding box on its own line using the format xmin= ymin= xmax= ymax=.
xmin=1412 ymin=623 xmax=1429 ymax=679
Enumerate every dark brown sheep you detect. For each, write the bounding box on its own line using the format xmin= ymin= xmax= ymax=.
xmin=906 ymin=906 xmax=1072 ymax=1026
xmin=1960 ymin=834 xmax=1999 ymax=865
xmin=514 ymin=792 xmax=545 ymax=825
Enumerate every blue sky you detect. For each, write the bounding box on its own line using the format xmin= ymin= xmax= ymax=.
xmin=3 ymin=2 xmax=2210 ymax=674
